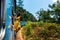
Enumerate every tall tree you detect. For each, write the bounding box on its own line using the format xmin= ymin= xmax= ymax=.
xmin=36 ymin=9 xmax=50 ymax=22
xmin=49 ymin=0 xmax=60 ymax=23
xmin=16 ymin=6 xmax=37 ymax=21
xmin=16 ymin=0 xmax=23 ymax=7
xmin=36 ymin=0 xmax=60 ymax=23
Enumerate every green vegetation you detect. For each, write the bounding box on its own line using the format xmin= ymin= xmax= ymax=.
xmin=36 ymin=0 xmax=60 ymax=23
xmin=22 ymin=21 xmax=60 ymax=40
xmin=16 ymin=6 xmax=37 ymax=21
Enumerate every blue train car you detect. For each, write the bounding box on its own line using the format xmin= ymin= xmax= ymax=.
xmin=1 ymin=0 xmax=15 ymax=40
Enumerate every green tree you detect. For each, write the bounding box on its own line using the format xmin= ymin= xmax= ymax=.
xmin=49 ymin=0 xmax=60 ymax=23
xmin=16 ymin=6 xmax=37 ymax=21
xmin=16 ymin=0 xmax=23 ymax=7
xmin=37 ymin=0 xmax=60 ymax=23
xmin=36 ymin=9 xmax=50 ymax=22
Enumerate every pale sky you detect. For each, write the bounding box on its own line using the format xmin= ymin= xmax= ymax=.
xmin=23 ymin=0 xmax=57 ymax=19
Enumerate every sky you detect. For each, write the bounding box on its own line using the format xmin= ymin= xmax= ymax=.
xmin=23 ymin=0 xmax=57 ymax=19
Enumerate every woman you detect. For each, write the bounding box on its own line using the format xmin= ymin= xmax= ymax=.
xmin=13 ymin=13 xmax=21 ymax=33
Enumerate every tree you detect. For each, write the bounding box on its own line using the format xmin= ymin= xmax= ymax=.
xmin=49 ymin=0 xmax=60 ymax=23
xmin=37 ymin=0 xmax=60 ymax=23
xmin=36 ymin=9 xmax=50 ymax=22
xmin=16 ymin=0 xmax=23 ymax=7
xmin=16 ymin=6 xmax=37 ymax=21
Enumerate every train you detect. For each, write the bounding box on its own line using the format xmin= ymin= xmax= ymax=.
xmin=0 ymin=0 xmax=16 ymax=40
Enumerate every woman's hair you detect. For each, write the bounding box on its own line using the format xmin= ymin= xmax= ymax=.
xmin=17 ymin=12 xmax=21 ymax=17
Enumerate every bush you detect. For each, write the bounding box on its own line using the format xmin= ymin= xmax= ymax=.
xmin=21 ymin=21 xmax=60 ymax=40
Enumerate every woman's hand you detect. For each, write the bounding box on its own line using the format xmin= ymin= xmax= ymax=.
xmin=10 ymin=24 xmax=14 ymax=30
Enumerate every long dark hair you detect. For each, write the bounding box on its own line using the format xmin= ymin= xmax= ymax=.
xmin=17 ymin=12 xmax=21 ymax=17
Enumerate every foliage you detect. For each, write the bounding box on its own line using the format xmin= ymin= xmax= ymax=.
xmin=36 ymin=9 xmax=50 ymax=22
xmin=36 ymin=0 xmax=60 ymax=23
xmin=21 ymin=21 xmax=60 ymax=40
xmin=16 ymin=0 xmax=23 ymax=7
xmin=16 ymin=6 xmax=37 ymax=21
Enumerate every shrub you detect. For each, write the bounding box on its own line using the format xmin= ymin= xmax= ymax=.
xmin=21 ymin=21 xmax=60 ymax=40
